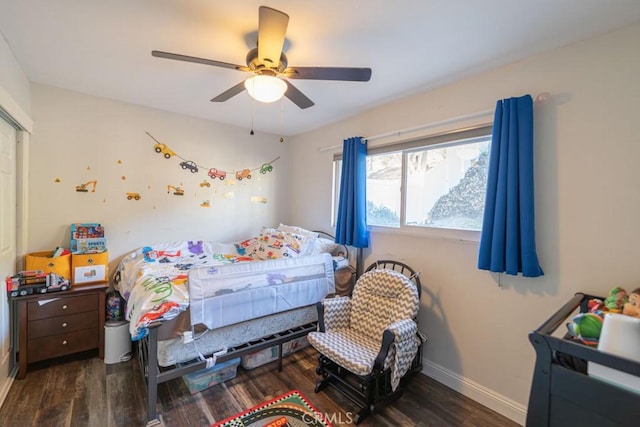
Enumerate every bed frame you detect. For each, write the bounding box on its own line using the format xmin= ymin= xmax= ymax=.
xmin=136 ymin=231 xmax=349 ymax=425
xmin=141 ymin=319 xmax=317 ymax=425
xmin=527 ymin=292 xmax=640 ymax=427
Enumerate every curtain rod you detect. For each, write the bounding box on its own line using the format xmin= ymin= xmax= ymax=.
xmin=318 ymin=92 xmax=550 ymax=153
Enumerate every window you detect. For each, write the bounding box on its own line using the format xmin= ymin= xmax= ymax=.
xmin=334 ymin=125 xmax=492 ymax=237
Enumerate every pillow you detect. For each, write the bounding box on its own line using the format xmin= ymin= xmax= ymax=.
xmin=277 ymin=224 xmax=319 ymax=240
xmin=308 ymin=237 xmax=340 ymax=255
xmin=234 ymin=237 xmax=259 ymax=256
xmin=250 ymin=227 xmax=312 ymax=260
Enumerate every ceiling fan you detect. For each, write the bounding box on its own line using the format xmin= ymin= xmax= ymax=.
xmin=152 ymin=6 xmax=372 ymax=109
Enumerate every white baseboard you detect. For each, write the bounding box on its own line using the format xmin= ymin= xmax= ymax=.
xmin=0 ymin=365 xmax=17 ymax=409
xmin=421 ymin=359 xmax=527 ymax=426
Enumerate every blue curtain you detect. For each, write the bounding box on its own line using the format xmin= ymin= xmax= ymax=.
xmin=335 ymin=136 xmax=369 ymax=248
xmin=478 ymin=95 xmax=543 ymax=277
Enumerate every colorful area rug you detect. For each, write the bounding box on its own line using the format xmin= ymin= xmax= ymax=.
xmin=212 ymin=389 xmax=333 ymax=427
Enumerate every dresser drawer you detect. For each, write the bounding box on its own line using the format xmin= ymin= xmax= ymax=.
xmin=27 ymin=293 xmax=98 ymax=320
xmin=28 ymin=311 xmax=99 ymax=339
xmin=27 ymin=328 xmax=99 ymax=363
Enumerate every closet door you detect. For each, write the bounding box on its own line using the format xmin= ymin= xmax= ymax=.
xmin=0 ymin=116 xmax=17 ymax=392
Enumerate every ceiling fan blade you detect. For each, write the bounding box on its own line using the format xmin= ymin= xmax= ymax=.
xmin=152 ymin=50 xmax=250 ymax=72
xmin=258 ymin=6 xmax=289 ymax=68
xmin=211 ymin=81 xmax=247 ymax=102
xmin=284 ymin=81 xmax=314 ymax=109
xmin=282 ymin=66 xmax=372 ymax=82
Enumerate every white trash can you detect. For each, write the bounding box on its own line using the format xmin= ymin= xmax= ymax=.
xmin=104 ymin=320 xmax=132 ymax=364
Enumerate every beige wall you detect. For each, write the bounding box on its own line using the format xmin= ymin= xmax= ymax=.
xmin=288 ymin=22 xmax=640 ymax=423
xmin=0 ymin=34 xmax=30 ymax=115
xmin=27 ymin=84 xmax=290 ymax=271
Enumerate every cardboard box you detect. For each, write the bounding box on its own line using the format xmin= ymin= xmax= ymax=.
xmin=25 ymin=251 xmax=71 ymax=280
xmin=181 ymin=357 xmax=241 ymax=394
xmin=72 ymin=251 xmax=109 ymax=284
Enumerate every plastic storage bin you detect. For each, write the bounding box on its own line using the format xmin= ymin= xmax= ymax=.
xmin=241 ymin=336 xmax=309 ymax=369
xmin=104 ymin=320 xmax=131 ymax=364
xmin=181 ymin=357 xmax=241 ymax=394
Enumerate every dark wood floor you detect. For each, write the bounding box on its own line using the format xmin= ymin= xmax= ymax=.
xmin=1 ymin=346 xmax=521 ymax=426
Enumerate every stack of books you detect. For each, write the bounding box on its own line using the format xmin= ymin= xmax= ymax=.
xmin=70 ymin=223 xmax=107 ymax=254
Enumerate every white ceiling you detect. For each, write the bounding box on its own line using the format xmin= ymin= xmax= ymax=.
xmin=2 ymin=0 xmax=640 ymax=136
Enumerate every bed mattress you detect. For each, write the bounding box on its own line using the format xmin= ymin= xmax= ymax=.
xmin=157 ymin=305 xmax=317 ymax=366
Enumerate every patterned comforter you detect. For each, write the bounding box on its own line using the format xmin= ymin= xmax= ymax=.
xmin=114 ymin=241 xmax=256 ymax=340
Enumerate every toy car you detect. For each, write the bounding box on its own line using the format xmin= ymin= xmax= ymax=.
xmin=154 ymin=143 xmax=176 ymax=159
xmin=235 ymin=169 xmax=252 ymax=180
xmin=208 ymin=168 xmax=227 ymax=180
xmin=180 ymin=160 xmax=198 ymax=173
xmin=6 ymin=271 xmax=70 ymax=297
xmin=260 ymin=164 xmax=273 ymax=174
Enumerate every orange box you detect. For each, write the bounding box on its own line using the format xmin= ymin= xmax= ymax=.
xmin=25 ymin=251 xmax=71 ymax=280
xmin=72 ymin=251 xmax=109 ymax=285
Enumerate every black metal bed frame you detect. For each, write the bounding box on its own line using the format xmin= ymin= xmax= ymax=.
xmin=527 ymin=292 xmax=640 ymax=427
xmin=140 ymin=321 xmax=317 ymax=426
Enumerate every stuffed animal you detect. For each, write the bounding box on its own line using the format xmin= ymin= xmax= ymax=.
xmin=603 ymin=286 xmax=628 ymax=312
xmin=587 ymin=298 xmax=604 ymax=313
xmin=566 ymin=310 xmax=604 ymax=346
xmin=623 ymin=287 xmax=640 ymax=318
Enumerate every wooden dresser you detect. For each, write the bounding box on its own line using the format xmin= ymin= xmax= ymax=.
xmin=15 ymin=282 xmax=107 ymax=379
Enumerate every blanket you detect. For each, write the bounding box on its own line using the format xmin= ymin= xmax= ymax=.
xmin=115 ymin=241 xmax=256 ymax=339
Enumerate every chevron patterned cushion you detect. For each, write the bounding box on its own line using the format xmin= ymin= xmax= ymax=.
xmin=308 ymin=328 xmax=390 ymax=375
xmin=350 ymin=269 xmax=419 ymax=342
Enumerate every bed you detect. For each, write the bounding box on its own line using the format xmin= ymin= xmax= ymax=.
xmin=113 ymin=226 xmax=344 ymax=426
xmin=527 ymin=292 xmax=640 ymax=427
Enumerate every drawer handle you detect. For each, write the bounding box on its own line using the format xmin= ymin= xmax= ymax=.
xmin=62 ymin=304 xmax=68 ymax=310
xmin=62 ymin=322 xmax=68 ymax=328
xmin=62 ymin=340 xmax=68 ymax=345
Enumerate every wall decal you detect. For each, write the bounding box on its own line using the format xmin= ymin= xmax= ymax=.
xmin=75 ymin=180 xmax=97 ymax=192
xmin=167 ymin=185 xmax=184 ymax=196
xmin=201 ymin=200 xmax=210 ymax=207
xmin=126 ymin=192 xmax=141 ymax=200
xmin=251 ymin=196 xmax=267 ymax=204
xmin=121 ymin=175 xmax=127 ymax=180
xmin=199 ymin=180 xmax=211 ymax=188
xmin=54 ymin=178 xmax=61 ymax=183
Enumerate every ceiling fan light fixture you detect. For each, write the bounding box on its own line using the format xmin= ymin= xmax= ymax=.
xmin=244 ymin=75 xmax=287 ymax=103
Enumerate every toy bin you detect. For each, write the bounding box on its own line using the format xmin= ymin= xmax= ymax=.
xmin=181 ymin=357 xmax=241 ymax=394
xmin=72 ymin=251 xmax=109 ymax=285
xmin=241 ymin=336 xmax=309 ymax=370
xmin=25 ymin=251 xmax=71 ymax=280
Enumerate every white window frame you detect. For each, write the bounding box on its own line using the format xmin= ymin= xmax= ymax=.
xmin=333 ymin=125 xmax=492 ymax=243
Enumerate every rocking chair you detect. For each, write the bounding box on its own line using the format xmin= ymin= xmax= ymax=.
xmin=307 ymin=260 xmax=425 ymax=424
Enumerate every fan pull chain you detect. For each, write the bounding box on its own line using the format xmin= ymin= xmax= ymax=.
xmin=279 ymin=98 xmax=285 ymax=142
xmin=250 ymin=95 xmax=255 ymax=135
